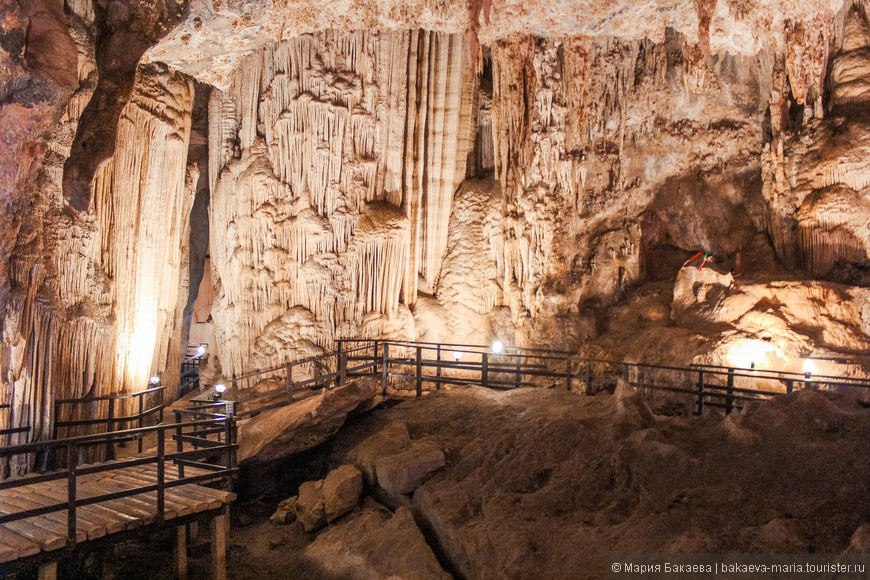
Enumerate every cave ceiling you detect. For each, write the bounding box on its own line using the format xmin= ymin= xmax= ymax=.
xmin=146 ymin=0 xmax=846 ymax=89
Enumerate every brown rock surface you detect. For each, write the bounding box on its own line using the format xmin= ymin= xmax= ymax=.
xmin=322 ymin=464 xmax=364 ymax=523
xmin=374 ymin=441 xmax=446 ymax=496
xmin=329 ymin=387 xmax=870 ymax=579
xmin=303 ymin=503 xmax=451 ymax=580
xmin=238 ymin=378 xmax=379 ymax=465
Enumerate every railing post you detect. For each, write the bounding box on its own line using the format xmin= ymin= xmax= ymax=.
xmin=482 ymin=352 xmax=489 ymax=389
xmin=436 ymin=344 xmax=442 ymax=389
xmin=285 ymin=363 xmax=294 ymax=394
xmin=53 ymin=400 xmax=60 ymax=440
xmin=106 ymin=396 xmax=116 ymax=460
xmin=565 ymin=357 xmax=573 ymax=391
xmin=786 ymin=379 xmax=794 ymax=394
xmin=382 ymin=343 xmax=389 ymax=396
xmin=416 ymin=346 xmax=423 ymax=398
xmin=67 ymin=443 xmax=77 ymax=547
xmin=335 ymin=340 xmax=344 ymax=388
xmin=138 ymin=394 xmax=145 ymax=453
xmin=373 ymin=340 xmax=380 ymax=375
xmin=696 ymin=371 xmax=705 ymax=415
xmin=175 ymin=411 xmax=185 ymax=479
xmin=157 ymin=427 xmax=165 ymax=524
xmin=726 ymin=367 xmax=735 ymax=414
xmin=622 ymin=363 xmax=630 ymax=383
xmin=515 ymin=353 xmax=522 ymax=389
xmin=586 ymin=361 xmax=593 ymax=395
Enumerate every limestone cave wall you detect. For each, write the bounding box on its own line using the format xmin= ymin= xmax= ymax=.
xmin=4 ymin=0 xmax=870 ymax=458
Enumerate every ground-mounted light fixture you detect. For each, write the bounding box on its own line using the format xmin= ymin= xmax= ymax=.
xmin=453 ymin=351 xmax=463 ymax=361
xmin=197 ymin=344 xmax=206 ymax=356
xmin=213 ymin=383 xmax=226 ymax=401
xmin=491 ymin=340 xmax=504 ymax=354
xmin=149 ymin=375 xmax=161 ymax=386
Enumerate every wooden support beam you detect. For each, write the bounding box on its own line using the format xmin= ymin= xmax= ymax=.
xmin=175 ymin=525 xmax=188 ymax=580
xmin=38 ymin=561 xmax=57 ymax=580
xmin=211 ymin=513 xmax=226 ymax=580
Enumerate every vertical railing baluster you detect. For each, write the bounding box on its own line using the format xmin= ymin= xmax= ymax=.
xmin=157 ymin=428 xmax=165 ymax=524
xmin=416 ymin=346 xmax=423 ymax=398
xmin=726 ymin=368 xmax=735 ymax=414
xmin=106 ymin=396 xmax=116 ymax=460
xmin=67 ymin=443 xmax=77 ymax=547
xmin=382 ymin=343 xmax=389 ymax=396
xmin=482 ymin=352 xmax=489 ymax=389
xmin=335 ymin=340 xmax=343 ymax=388
xmin=436 ymin=344 xmax=442 ymax=389
xmin=515 ymin=353 xmax=522 ymax=389
xmin=138 ymin=393 xmax=145 ymax=452
xmin=373 ymin=340 xmax=380 ymax=375
xmin=175 ymin=411 xmax=185 ymax=479
xmin=697 ymin=371 xmax=705 ymax=415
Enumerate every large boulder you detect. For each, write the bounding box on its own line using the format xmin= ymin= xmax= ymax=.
xmin=238 ymin=377 xmax=379 ymax=465
xmin=303 ymin=503 xmax=451 ymax=580
xmin=375 ymin=440 xmax=445 ymax=496
xmin=295 ymin=480 xmax=326 ymax=532
xmin=322 ymin=464 xmax=364 ymax=523
xmin=346 ymin=422 xmax=412 ymax=484
xmin=293 ymin=464 xmax=364 ymax=532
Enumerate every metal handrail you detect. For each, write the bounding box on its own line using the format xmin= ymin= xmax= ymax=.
xmin=0 ymin=415 xmax=237 ymax=547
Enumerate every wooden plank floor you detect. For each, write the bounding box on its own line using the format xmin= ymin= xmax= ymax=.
xmin=0 ymin=462 xmax=235 ymax=564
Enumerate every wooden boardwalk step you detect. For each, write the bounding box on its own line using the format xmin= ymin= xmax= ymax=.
xmin=0 ymin=525 xmax=40 ymax=563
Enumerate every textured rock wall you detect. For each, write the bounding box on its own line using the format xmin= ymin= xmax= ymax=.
xmin=206 ymin=30 xmax=474 ymax=378
xmin=764 ymin=7 xmax=870 ymax=278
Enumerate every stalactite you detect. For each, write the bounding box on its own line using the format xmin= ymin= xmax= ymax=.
xmin=208 ymin=30 xmax=473 ymax=379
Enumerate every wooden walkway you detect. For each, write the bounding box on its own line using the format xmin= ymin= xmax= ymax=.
xmin=0 ymin=462 xmax=234 ymax=564
xmin=0 ymin=412 xmax=238 ymax=579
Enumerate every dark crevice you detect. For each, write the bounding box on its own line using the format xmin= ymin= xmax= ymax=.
xmin=410 ymin=497 xmax=467 ymax=580
xmin=62 ymin=1 xmax=188 ymax=211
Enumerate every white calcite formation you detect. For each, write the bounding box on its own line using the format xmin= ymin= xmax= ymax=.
xmin=5 ymin=0 xmax=870 ymax=469
xmin=207 ymin=31 xmax=474 ymax=378
xmin=764 ymin=8 xmax=870 ymax=275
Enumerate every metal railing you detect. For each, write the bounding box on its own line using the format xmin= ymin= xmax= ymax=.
xmin=0 ymin=403 xmax=29 ymax=438
xmin=192 ymin=339 xmax=870 ymax=419
xmin=224 ymin=342 xmax=380 ymax=419
xmin=180 ymin=346 xmax=207 ymax=398
xmin=338 ymin=339 xmax=870 ymax=414
xmin=53 ymin=386 xmax=166 ymax=456
xmin=0 ymin=415 xmax=237 ymax=547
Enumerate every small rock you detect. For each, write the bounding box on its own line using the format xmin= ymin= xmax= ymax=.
xmin=238 ymin=513 xmax=254 ymax=527
xmin=322 ymin=464 xmax=363 ymax=522
xmin=296 ymin=480 xmax=326 ymax=532
xmin=845 ymin=523 xmax=870 ymax=553
xmin=375 ymin=440 xmax=445 ymax=495
xmin=269 ymin=538 xmax=286 ymax=550
xmin=270 ymin=496 xmax=297 ymax=525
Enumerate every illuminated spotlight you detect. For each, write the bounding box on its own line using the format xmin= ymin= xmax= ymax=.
xmin=803 ymin=358 xmax=816 ymax=379
xmin=749 ymin=361 xmax=755 ymax=369
xmin=214 ymin=383 xmax=227 ymax=401
xmin=149 ymin=375 xmax=160 ymax=385
xmin=491 ymin=340 xmax=504 ymax=354
xmin=452 ymin=351 xmax=462 ymax=361
xmin=197 ymin=344 xmax=206 ymax=356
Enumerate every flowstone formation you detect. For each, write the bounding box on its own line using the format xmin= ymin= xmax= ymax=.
xmin=4 ymin=0 xmax=870 ymax=467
